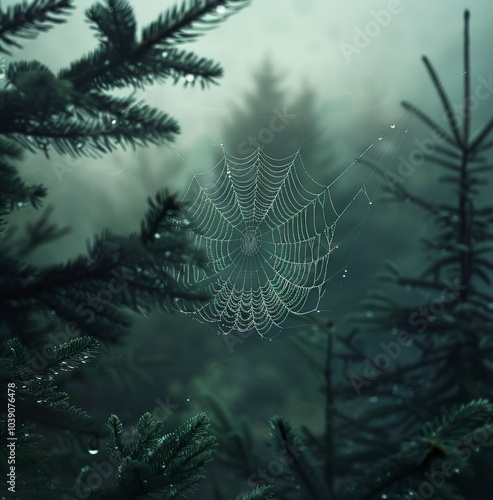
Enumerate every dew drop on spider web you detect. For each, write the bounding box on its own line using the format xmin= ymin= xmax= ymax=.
xmin=172 ymin=146 xmax=381 ymax=338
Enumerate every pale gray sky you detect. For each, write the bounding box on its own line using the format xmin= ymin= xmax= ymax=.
xmin=7 ymin=0 xmax=493 ymax=146
xmin=4 ymin=0 xmax=493 ymax=260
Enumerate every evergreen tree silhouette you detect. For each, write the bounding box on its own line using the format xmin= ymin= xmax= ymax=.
xmin=0 ymin=1 xmax=276 ymax=498
xmin=205 ymin=10 xmax=493 ymax=500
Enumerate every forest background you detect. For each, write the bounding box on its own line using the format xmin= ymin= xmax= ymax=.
xmin=4 ymin=0 xmax=493 ymax=497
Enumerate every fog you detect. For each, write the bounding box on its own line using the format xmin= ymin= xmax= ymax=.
xmin=6 ymin=0 xmax=493 ymax=344
xmin=4 ymin=1 xmax=493 ymax=496
xmin=30 ymin=0 xmax=493 ymax=139
xmin=7 ymin=0 xmax=492 ymax=242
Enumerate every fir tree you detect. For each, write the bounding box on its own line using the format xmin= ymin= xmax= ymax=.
xmin=338 ymin=5 xmax=493 ymax=485
xmin=274 ymin=9 xmax=493 ymax=499
xmin=218 ymin=58 xmax=335 ymax=175
xmin=0 ymin=0 xmax=255 ymax=497
xmin=3 ymin=2 xmax=492 ymax=499
xmin=204 ymin=9 xmax=493 ymax=500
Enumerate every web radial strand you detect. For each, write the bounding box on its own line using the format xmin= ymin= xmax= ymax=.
xmin=174 ymin=148 xmax=338 ymax=337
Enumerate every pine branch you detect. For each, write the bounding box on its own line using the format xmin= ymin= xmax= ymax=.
xmin=0 ymin=1 xmax=251 ymax=159
xmin=140 ymin=190 xmax=182 ymax=244
xmin=5 ymin=60 xmax=75 ymax=107
xmin=0 ymin=0 xmax=74 ymax=55
xmin=0 ymin=195 xmax=208 ymax=340
xmin=13 ymin=205 xmax=71 ymax=259
xmin=401 ymin=101 xmax=457 ymax=148
xmin=97 ymin=412 xmax=216 ymax=499
xmin=268 ymin=416 xmax=331 ymax=500
xmin=107 ymin=413 xmax=129 ymax=461
xmin=161 ymin=47 xmax=224 ymax=88
xmin=16 ymin=397 xmax=105 ymax=435
xmin=470 ymin=116 xmax=493 ymax=153
xmin=131 ymin=411 xmax=167 ymax=460
xmin=86 ymin=0 xmax=137 ymax=55
xmin=0 ymin=160 xmax=47 ymax=211
xmin=43 ymin=336 xmax=99 ymax=374
xmin=0 ymin=336 xmax=106 ymax=445
xmin=345 ymin=400 xmax=493 ymax=499
xmin=5 ymin=337 xmax=31 ymax=374
xmin=58 ymin=0 xmax=250 ymax=93
xmin=418 ymin=398 xmax=493 ymax=453
xmin=0 ymin=0 xmax=251 ymax=495
xmin=421 ymin=55 xmax=463 ymax=148
xmin=59 ymin=33 xmax=224 ymax=93
xmin=140 ymin=0 xmax=251 ymax=49
xmin=3 ymin=92 xmax=180 ymax=158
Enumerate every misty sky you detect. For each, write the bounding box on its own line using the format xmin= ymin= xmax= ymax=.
xmin=4 ymin=0 xmax=493 ymax=260
xmin=6 ymin=0 xmax=493 ymax=147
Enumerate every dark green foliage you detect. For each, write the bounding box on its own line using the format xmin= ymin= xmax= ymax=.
xmin=268 ymin=416 xmax=331 ymax=500
xmin=87 ymin=412 xmax=216 ymax=499
xmin=234 ymin=485 xmax=275 ymax=500
xmin=141 ymin=0 xmax=249 ymax=47
xmin=0 ymin=334 xmax=105 ymax=497
xmin=342 ymin=7 xmax=493 ymax=437
xmin=0 ymin=337 xmax=104 ymax=434
xmin=0 ymin=0 xmax=74 ymax=55
xmin=0 ymin=137 xmax=46 ymax=236
xmin=205 ymin=12 xmax=493 ymax=500
xmin=0 ymin=0 xmax=250 ymax=497
xmin=86 ymin=0 xmax=137 ymax=54
xmin=0 ymin=423 xmax=64 ymax=499
xmin=345 ymin=399 xmax=493 ymax=499
xmin=1 ymin=0 xmax=250 ymax=159
xmin=3 ymin=1 xmax=493 ymax=498
xmin=208 ymin=392 xmax=493 ymax=498
xmin=5 ymin=335 xmax=99 ymax=378
xmin=0 ymin=189 xmax=207 ymax=346
xmin=276 ymin=8 xmax=493 ymax=500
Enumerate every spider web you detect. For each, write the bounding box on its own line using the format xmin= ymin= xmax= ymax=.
xmin=171 ymin=141 xmax=378 ymax=339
